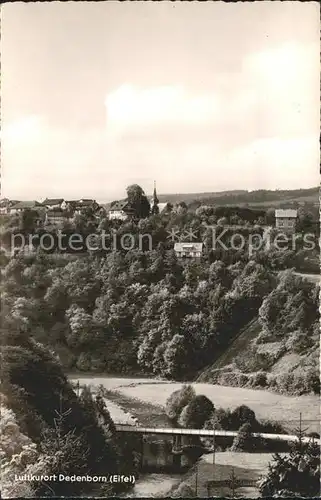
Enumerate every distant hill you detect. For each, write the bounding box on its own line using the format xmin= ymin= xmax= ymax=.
xmin=103 ymin=187 xmax=319 ymax=211
xmin=179 ymin=187 xmax=319 ymax=209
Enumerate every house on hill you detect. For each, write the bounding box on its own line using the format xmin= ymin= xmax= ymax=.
xmin=174 ymin=242 xmax=204 ymax=259
xmin=9 ymin=201 xmax=43 ymax=215
xmin=275 ymin=209 xmax=297 ymax=232
xmin=0 ymin=199 xmax=19 ymax=214
xmin=64 ymin=199 xmax=99 ymax=216
xmin=108 ymin=200 xmax=134 ymax=220
xmin=74 ymin=199 xmax=99 ymax=214
xmin=42 ymin=198 xmax=66 ymax=210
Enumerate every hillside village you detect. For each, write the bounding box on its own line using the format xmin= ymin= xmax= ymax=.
xmin=0 ymin=186 xmax=319 ymax=277
xmin=0 ymin=184 xmax=318 ymax=252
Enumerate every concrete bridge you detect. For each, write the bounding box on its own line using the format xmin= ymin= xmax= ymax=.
xmin=115 ymin=424 xmax=319 ymax=471
xmin=115 ymin=424 xmax=320 ymax=445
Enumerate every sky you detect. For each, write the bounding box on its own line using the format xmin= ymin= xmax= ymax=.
xmin=1 ymin=1 xmax=320 ymax=202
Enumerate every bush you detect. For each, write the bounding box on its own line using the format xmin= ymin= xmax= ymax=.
xmin=214 ymin=407 xmax=234 ymax=430
xmin=165 ymin=385 xmax=196 ymax=421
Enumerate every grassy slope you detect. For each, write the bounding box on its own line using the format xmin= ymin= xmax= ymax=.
xmin=171 ymin=452 xmax=278 ymax=498
xmin=197 ymin=318 xmax=261 ymax=380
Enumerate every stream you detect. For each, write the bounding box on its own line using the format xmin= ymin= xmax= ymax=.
xmin=70 ymin=374 xmax=184 ymax=497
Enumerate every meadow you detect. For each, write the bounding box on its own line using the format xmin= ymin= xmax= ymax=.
xmin=71 ymin=376 xmax=320 ymax=432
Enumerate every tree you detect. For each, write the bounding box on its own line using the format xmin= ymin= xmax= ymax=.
xmin=65 ymin=305 xmax=94 ymax=348
xmin=297 ymin=208 xmax=315 ymax=233
xmin=230 ymin=405 xmax=257 ymax=430
xmin=37 ymin=398 xmax=91 ymax=496
xmin=231 ymin=422 xmax=256 ymax=451
xmin=259 ymin=438 xmax=320 ymax=497
xmin=174 ymin=201 xmax=187 ymax=215
xmin=265 ymin=208 xmax=275 ymax=225
xmin=126 ymin=184 xmax=150 ymax=218
xmin=165 ymin=385 xmax=196 ymax=421
xmin=178 ymin=395 xmax=214 ymax=429
xmin=163 ymin=334 xmax=190 ymax=379
xmin=20 ymin=209 xmax=40 ymax=232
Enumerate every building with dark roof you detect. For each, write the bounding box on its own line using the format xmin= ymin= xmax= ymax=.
xmin=42 ymin=198 xmax=65 ymax=209
xmin=9 ymin=201 xmax=43 ymax=214
xmin=108 ymin=200 xmax=134 ymax=220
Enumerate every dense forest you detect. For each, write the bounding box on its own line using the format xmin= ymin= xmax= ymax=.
xmin=1 ymin=188 xmax=319 ymax=393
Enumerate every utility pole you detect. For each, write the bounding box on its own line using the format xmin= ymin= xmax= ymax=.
xmin=299 ymin=412 xmax=302 ymax=452
xmin=230 ymin=467 xmax=236 ymax=499
xmin=212 ymin=409 xmax=216 ymax=472
xmin=195 ymin=463 xmax=198 ymax=497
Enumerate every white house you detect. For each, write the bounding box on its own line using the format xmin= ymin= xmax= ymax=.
xmin=174 ymin=242 xmax=203 ymax=259
xmin=108 ymin=201 xmax=133 ymax=221
xmin=275 ymin=209 xmax=297 ymax=232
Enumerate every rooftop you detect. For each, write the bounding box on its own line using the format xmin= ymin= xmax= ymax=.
xmin=42 ymin=198 xmax=64 ymax=205
xmin=11 ymin=201 xmax=43 ymax=209
xmin=174 ymin=242 xmax=203 ymax=251
xmin=275 ymin=209 xmax=298 ymax=218
xmin=110 ymin=200 xmax=130 ymax=211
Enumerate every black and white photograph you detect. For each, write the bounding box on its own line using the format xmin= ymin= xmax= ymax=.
xmin=1 ymin=1 xmax=320 ymax=498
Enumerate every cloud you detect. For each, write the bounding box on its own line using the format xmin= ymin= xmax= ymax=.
xmin=1 ymin=115 xmax=45 ymax=145
xmin=105 ymin=84 xmax=220 ymax=129
xmin=2 ymin=42 xmax=319 ymax=200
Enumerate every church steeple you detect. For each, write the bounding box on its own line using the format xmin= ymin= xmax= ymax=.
xmin=153 ymin=180 xmax=159 ymax=204
xmin=151 ymin=180 xmax=159 ymax=214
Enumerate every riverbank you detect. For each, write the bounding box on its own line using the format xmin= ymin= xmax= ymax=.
xmin=71 ymin=377 xmax=182 ymax=497
xmin=102 ymin=389 xmax=171 ymax=428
